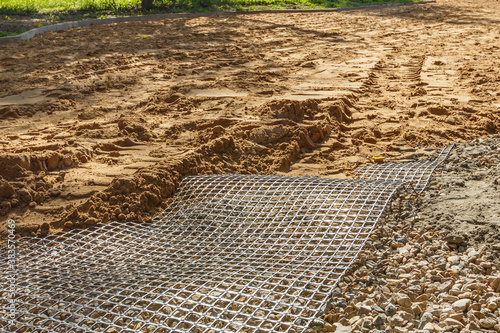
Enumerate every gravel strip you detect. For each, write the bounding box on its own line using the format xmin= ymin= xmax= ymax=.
xmin=309 ymin=136 xmax=500 ymax=333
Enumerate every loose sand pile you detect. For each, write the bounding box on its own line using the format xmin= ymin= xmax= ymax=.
xmin=423 ymin=136 xmax=500 ymax=247
xmin=0 ymin=0 xmax=499 ymax=243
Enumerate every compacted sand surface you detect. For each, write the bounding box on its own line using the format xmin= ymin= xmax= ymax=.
xmin=0 ymin=0 xmax=499 ymax=240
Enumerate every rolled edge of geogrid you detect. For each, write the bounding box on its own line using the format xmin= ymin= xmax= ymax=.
xmin=0 ymin=0 xmax=436 ymax=44
xmin=355 ymin=144 xmax=454 ymax=194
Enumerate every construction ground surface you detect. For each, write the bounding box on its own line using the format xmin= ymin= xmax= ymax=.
xmin=0 ymin=0 xmax=499 ymax=244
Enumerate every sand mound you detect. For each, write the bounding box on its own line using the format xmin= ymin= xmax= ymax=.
xmin=423 ymin=136 xmax=500 ymax=247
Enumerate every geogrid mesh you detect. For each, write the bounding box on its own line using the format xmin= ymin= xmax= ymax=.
xmin=0 ymin=147 xmax=452 ymax=332
xmin=355 ymin=145 xmax=454 ymax=193
xmin=1 ymin=176 xmax=404 ymax=332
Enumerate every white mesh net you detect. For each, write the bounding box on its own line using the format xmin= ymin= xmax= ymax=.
xmin=0 ymin=146 xmax=453 ymax=332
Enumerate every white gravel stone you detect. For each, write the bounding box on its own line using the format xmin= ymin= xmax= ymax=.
xmin=394 ymin=294 xmax=412 ymax=308
xmin=452 ymin=298 xmax=471 ymax=312
xmin=443 ymin=318 xmax=464 ymax=329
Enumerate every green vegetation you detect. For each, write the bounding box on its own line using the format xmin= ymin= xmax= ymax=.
xmin=1 ymin=0 xmax=418 ymax=15
xmin=0 ymin=31 xmax=17 ymax=36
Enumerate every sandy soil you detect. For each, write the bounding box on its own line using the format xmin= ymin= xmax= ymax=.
xmin=0 ymin=0 xmax=499 ymax=239
xmin=422 ymin=135 xmax=500 ymax=247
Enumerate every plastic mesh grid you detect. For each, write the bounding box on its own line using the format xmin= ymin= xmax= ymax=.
xmin=354 ymin=145 xmax=454 ymax=193
xmin=1 ymin=175 xmax=404 ymax=333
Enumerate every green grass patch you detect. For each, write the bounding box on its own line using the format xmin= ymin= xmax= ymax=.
xmin=0 ymin=0 xmax=138 ymax=14
xmin=0 ymin=31 xmax=19 ymax=36
xmin=1 ymin=0 xmax=421 ymax=15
